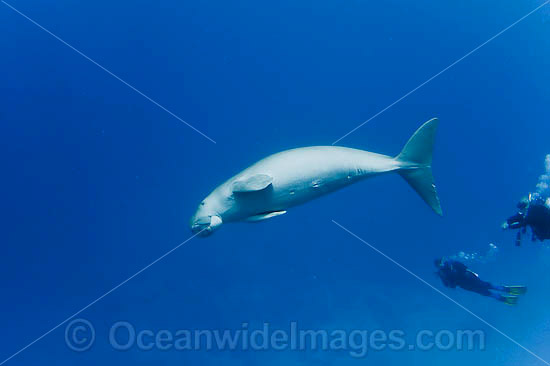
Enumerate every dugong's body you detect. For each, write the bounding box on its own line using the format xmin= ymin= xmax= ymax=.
xmin=191 ymin=119 xmax=442 ymax=236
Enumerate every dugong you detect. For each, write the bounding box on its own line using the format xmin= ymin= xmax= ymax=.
xmin=191 ymin=118 xmax=442 ymax=236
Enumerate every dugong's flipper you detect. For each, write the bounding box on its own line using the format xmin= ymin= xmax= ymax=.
xmin=245 ymin=211 xmax=287 ymax=222
xmin=232 ymin=174 xmax=273 ymax=193
xmin=395 ymin=118 xmax=443 ymax=216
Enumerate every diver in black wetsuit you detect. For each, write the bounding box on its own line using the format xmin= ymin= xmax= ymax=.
xmin=434 ymin=258 xmax=527 ymax=305
xmin=503 ymin=194 xmax=550 ymax=246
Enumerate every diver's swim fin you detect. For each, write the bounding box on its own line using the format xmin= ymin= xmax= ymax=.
xmin=504 ymin=286 xmax=527 ymax=296
xmin=501 ymin=295 xmax=519 ymax=306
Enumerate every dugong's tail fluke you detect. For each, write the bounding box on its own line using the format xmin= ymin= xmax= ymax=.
xmin=395 ymin=118 xmax=443 ymax=216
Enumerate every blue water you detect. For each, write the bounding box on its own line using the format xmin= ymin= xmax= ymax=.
xmin=2 ymin=0 xmax=550 ymax=365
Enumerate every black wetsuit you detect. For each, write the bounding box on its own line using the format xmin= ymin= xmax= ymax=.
xmin=526 ymin=200 xmax=550 ymax=240
xmin=437 ymin=260 xmax=504 ymax=299
xmin=506 ymin=198 xmax=550 ymax=242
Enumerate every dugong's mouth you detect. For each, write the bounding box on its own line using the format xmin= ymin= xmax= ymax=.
xmin=190 ymin=215 xmax=223 ymax=237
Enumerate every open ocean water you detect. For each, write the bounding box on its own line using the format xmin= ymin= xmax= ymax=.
xmin=2 ymin=0 xmax=550 ymax=365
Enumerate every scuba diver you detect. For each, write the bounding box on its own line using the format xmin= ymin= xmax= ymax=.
xmin=434 ymin=258 xmax=527 ymax=305
xmin=502 ymin=193 xmax=550 ymax=246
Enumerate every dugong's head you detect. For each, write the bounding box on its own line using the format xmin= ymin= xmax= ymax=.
xmin=190 ymin=196 xmax=224 ymax=237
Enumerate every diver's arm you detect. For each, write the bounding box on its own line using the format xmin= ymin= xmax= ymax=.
xmin=442 ymin=278 xmax=455 ymax=288
xmin=504 ymin=213 xmax=526 ymax=230
xmin=440 ymin=274 xmax=457 ymax=288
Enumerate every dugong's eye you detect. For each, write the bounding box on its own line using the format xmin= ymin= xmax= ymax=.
xmin=200 ymin=202 xmax=205 ymax=206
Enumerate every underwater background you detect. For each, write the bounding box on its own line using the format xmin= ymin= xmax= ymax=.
xmin=2 ymin=0 xmax=550 ymax=364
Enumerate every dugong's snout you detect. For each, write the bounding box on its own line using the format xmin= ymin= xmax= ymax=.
xmin=190 ymin=214 xmax=223 ymax=237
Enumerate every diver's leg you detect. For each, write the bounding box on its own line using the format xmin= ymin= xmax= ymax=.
xmin=486 ymin=282 xmax=508 ymax=292
xmin=468 ymin=280 xmax=494 ymax=297
xmin=471 ymin=279 xmax=522 ymax=304
xmin=486 ymin=282 xmax=527 ymax=296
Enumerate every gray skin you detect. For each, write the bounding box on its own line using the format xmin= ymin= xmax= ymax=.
xmin=190 ymin=119 xmax=441 ymax=236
